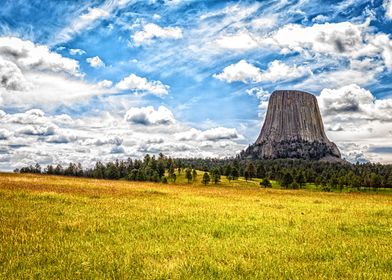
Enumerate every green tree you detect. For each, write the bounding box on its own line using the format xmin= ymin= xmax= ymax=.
xmin=363 ymin=172 xmax=371 ymax=188
xmin=93 ymin=162 xmax=104 ymax=179
xmin=257 ymin=163 xmax=266 ymax=178
xmin=281 ymin=172 xmax=293 ymax=188
xmin=231 ymin=167 xmax=239 ymax=180
xmin=171 ymin=173 xmax=177 ymax=183
xmin=54 ymin=164 xmax=64 ymax=176
xmin=192 ymin=169 xmax=197 ymax=181
xmin=185 ymin=168 xmax=193 ymax=183
xmin=370 ymin=172 xmax=382 ymax=190
xmin=246 ymin=162 xmax=256 ymax=179
xmin=46 ymin=165 xmax=54 ymax=175
xmin=202 ymin=172 xmax=210 ymax=185
xmin=105 ymin=163 xmax=120 ymax=179
xmin=338 ymin=176 xmax=346 ymax=192
xmin=295 ymin=172 xmax=306 ymax=188
xmin=76 ymin=163 xmax=83 ymax=177
xmin=329 ymin=176 xmax=339 ymax=190
xmin=224 ymin=164 xmax=232 ymax=177
xmin=143 ymin=154 xmax=151 ymax=167
xmin=157 ymin=160 xmax=165 ymax=178
xmin=35 ymin=163 xmax=41 ymax=174
xmin=213 ymin=171 xmax=221 ymax=184
xmin=167 ymin=158 xmax=175 ymax=177
xmin=244 ymin=170 xmax=250 ymax=181
xmin=351 ymin=175 xmax=362 ymax=190
xmin=290 ymin=182 xmax=300 ymax=189
xmin=386 ymin=173 xmax=392 ymax=188
xmin=314 ymin=176 xmax=322 ymax=187
xmin=128 ymin=169 xmax=138 ymax=181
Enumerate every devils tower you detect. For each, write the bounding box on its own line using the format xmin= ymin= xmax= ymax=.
xmin=241 ymin=90 xmax=341 ymax=161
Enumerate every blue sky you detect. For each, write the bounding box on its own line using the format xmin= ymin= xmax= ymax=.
xmin=1 ymin=0 xmax=392 ymax=169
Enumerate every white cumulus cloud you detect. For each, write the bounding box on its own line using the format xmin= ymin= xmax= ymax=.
xmin=0 ymin=37 xmax=112 ymax=108
xmin=262 ymin=22 xmax=364 ymax=56
xmin=84 ymin=136 xmax=123 ymax=146
xmin=0 ymin=129 xmax=12 ymax=140
xmin=214 ymin=60 xmax=310 ymax=83
xmin=69 ymin=48 xmax=86 ymax=55
xmin=201 ymin=127 xmax=240 ymax=141
xmin=116 ymin=73 xmax=169 ymax=96
xmin=259 ymin=21 xmax=392 ymax=70
xmin=0 ymin=58 xmax=32 ymax=91
xmin=175 ymin=127 xmax=240 ymax=142
xmin=132 ymin=23 xmax=183 ymax=44
xmin=86 ymin=56 xmax=105 ymax=68
xmin=46 ymin=133 xmax=78 ymax=144
xmin=97 ymin=80 xmax=113 ymax=88
xmin=318 ymin=84 xmax=392 ymax=122
xmin=17 ymin=125 xmax=57 ymax=136
xmin=215 ymin=33 xmax=258 ymax=50
xmin=317 ymin=84 xmax=392 ymax=163
xmin=124 ymin=106 xmax=175 ymax=125
xmin=0 ymin=36 xmax=81 ymax=76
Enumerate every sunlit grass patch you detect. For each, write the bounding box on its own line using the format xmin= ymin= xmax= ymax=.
xmin=0 ymin=172 xmax=392 ymax=279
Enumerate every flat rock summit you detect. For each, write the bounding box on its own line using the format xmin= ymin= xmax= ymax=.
xmin=241 ymin=90 xmax=341 ymax=161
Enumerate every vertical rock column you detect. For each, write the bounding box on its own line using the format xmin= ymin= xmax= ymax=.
xmin=244 ymin=90 xmax=341 ymax=160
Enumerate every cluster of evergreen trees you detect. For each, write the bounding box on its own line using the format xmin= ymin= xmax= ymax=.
xmin=14 ymin=155 xmax=392 ymax=190
xmin=173 ymin=158 xmax=392 ymax=190
xmin=15 ymin=154 xmax=203 ymax=184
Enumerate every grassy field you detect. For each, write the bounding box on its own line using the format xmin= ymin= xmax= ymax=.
xmin=1 ymin=172 xmax=392 ymax=279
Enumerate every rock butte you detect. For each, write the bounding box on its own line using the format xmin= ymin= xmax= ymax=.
xmin=241 ymin=90 xmax=341 ymax=161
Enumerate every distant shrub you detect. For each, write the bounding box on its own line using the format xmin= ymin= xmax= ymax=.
xmin=260 ymin=178 xmax=272 ymax=188
xmin=290 ymin=182 xmax=300 ymax=189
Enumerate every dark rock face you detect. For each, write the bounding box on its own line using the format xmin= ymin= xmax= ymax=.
xmin=241 ymin=90 xmax=341 ymax=161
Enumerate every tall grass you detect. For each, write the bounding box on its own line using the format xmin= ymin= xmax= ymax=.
xmin=1 ymin=172 xmax=391 ymax=279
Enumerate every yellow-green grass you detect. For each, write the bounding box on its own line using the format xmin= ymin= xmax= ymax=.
xmin=1 ymin=172 xmax=392 ymax=279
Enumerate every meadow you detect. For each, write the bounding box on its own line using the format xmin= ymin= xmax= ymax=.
xmin=1 ymin=172 xmax=392 ymax=279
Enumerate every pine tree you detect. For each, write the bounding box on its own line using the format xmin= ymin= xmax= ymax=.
xmin=213 ymin=172 xmax=220 ymax=184
xmin=257 ymin=163 xmax=266 ymax=178
xmin=370 ymin=172 xmax=382 ymax=190
xmin=171 ymin=173 xmax=177 ymax=183
xmin=192 ymin=169 xmax=197 ymax=180
xmin=35 ymin=163 xmax=41 ymax=174
xmin=157 ymin=160 xmax=165 ymax=178
xmin=295 ymin=172 xmax=306 ymax=188
xmin=231 ymin=167 xmax=239 ymax=180
xmin=224 ymin=164 xmax=232 ymax=176
xmin=185 ymin=168 xmax=193 ymax=183
xmin=281 ymin=172 xmax=293 ymax=188
xmin=244 ymin=170 xmax=249 ymax=181
xmin=202 ymin=172 xmax=210 ymax=185
xmin=246 ymin=162 xmax=256 ymax=179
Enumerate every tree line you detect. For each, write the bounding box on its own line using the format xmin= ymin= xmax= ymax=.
xmin=178 ymin=157 xmax=392 ymax=191
xmin=14 ymin=154 xmax=392 ymax=190
xmin=15 ymin=154 xmax=209 ymax=185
